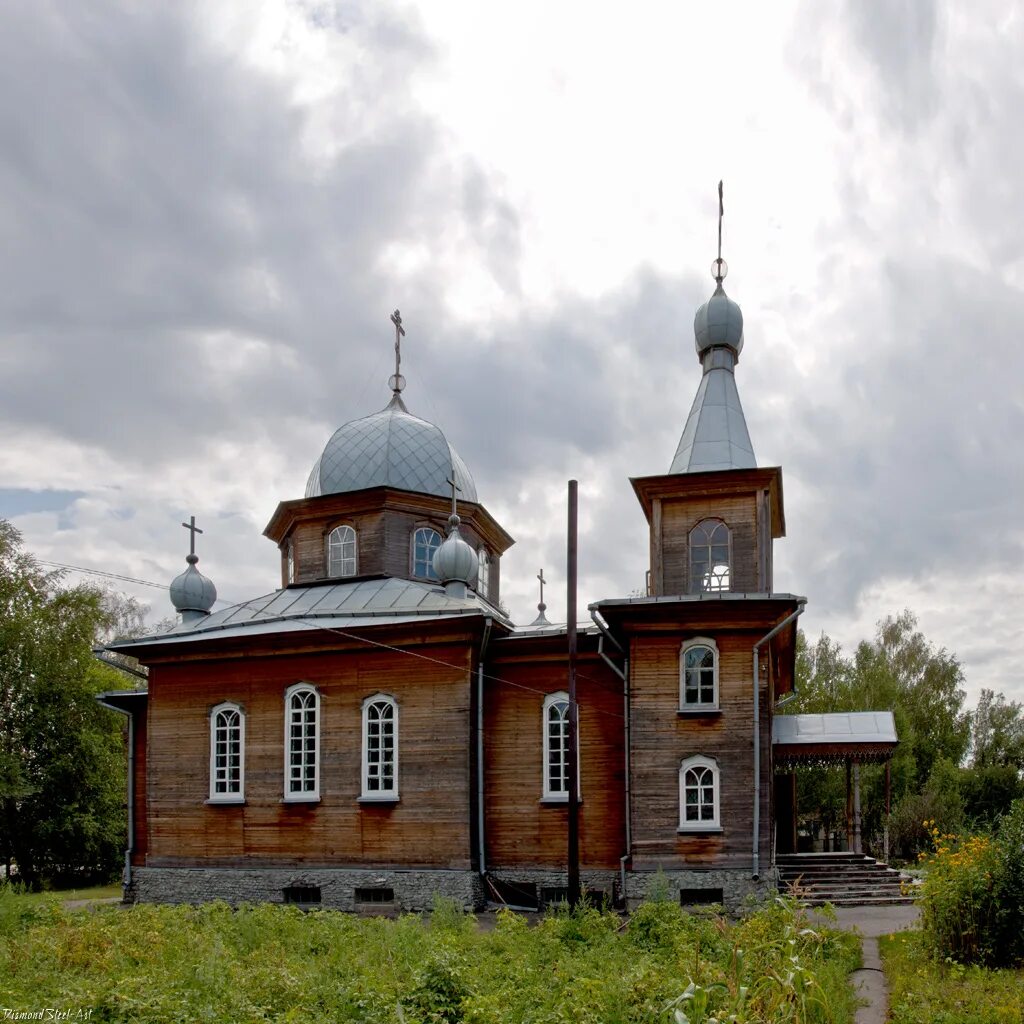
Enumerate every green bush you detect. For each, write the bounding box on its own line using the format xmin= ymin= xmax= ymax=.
xmin=917 ymin=798 xmax=1024 ymax=967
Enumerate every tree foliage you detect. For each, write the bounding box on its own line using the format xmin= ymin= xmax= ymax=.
xmin=788 ymin=611 xmax=1022 ymax=861
xmin=0 ymin=520 xmax=129 ymax=887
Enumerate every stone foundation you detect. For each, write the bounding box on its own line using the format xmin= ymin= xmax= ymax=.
xmin=624 ymin=867 xmax=777 ymax=912
xmin=128 ymin=866 xmax=484 ymax=913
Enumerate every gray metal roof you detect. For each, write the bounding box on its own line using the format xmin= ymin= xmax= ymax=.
xmin=106 ymin=576 xmax=508 ymax=650
xmin=306 ymin=394 xmax=477 ymax=502
xmin=591 ymin=591 xmax=804 ymax=610
xmin=773 ymin=712 xmax=898 ymax=746
xmin=694 ymin=285 xmax=744 ymax=357
xmin=669 ymin=348 xmax=756 ymax=473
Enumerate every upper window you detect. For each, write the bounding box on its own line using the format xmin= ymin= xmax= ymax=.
xmin=412 ymin=527 xmax=442 ymax=580
xmin=477 ymin=548 xmax=490 ymax=598
xmin=285 ymin=540 xmax=296 ymax=584
xmin=209 ymin=702 xmax=245 ymax=802
xmin=284 ymin=683 xmax=320 ymax=801
xmin=543 ymin=691 xmax=579 ymax=800
xmin=679 ymin=755 xmax=720 ymax=830
xmin=689 ymin=519 xmax=731 ymax=593
xmin=328 ymin=525 xmax=358 ymax=578
xmin=361 ymin=694 xmax=398 ymax=799
xmin=680 ymin=637 xmax=719 ymax=711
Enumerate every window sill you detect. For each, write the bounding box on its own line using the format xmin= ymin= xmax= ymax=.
xmin=677 ymin=708 xmax=721 ymax=717
xmin=281 ymin=795 xmax=321 ymax=805
xmin=677 ymin=826 xmax=724 ymax=835
xmin=539 ymin=797 xmax=583 ymax=805
xmin=205 ymin=797 xmax=245 ymax=806
xmin=358 ymin=795 xmax=400 ymax=804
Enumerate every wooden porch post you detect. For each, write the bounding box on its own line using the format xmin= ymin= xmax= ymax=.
xmin=884 ymin=759 xmax=891 ymax=863
xmin=852 ymin=762 xmax=862 ymax=855
xmin=845 ymin=758 xmax=852 ymax=852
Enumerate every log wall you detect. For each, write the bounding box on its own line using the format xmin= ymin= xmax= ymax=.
xmin=144 ymin=640 xmax=475 ymax=869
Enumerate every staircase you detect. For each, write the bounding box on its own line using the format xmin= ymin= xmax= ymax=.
xmin=776 ymin=852 xmax=916 ymax=907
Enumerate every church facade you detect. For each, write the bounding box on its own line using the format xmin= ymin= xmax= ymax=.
xmin=102 ymin=265 xmax=804 ymax=913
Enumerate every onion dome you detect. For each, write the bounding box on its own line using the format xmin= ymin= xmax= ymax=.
xmin=432 ymin=513 xmax=479 ymax=598
xmin=170 ymin=553 xmax=217 ymax=622
xmin=694 ymin=283 xmax=744 ymax=360
xmin=305 ymin=394 xmax=477 ymax=502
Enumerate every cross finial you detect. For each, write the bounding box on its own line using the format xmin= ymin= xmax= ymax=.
xmin=531 ymin=567 xmax=550 ymax=625
xmin=181 ymin=515 xmax=203 ymax=558
xmin=712 ymin=180 xmax=728 ymax=285
xmin=537 ymin=568 xmax=546 ymax=607
xmin=389 ymin=309 xmax=406 ymax=394
xmin=445 ymin=474 xmax=462 ymax=521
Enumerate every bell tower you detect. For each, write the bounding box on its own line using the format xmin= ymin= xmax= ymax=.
xmin=633 ymin=184 xmax=784 ymax=597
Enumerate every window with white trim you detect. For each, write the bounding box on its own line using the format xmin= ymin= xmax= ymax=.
xmin=328 ymin=525 xmax=357 ymax=578
xmin=412 ymin=527 xmax=442 ymax=580
xmin=543 ymin=691 xmax=580 ymax=800
xmin=361 ymin=694 xmax=398 ymax=799
xmin=285 ymin=540 xmax=295 ymax=584
xmin=284 ymin=683 xmax=319 ymax=800
xmin=680 ymin=637 xmax=719 ymax=711
xmin=477 ymin=547 xmax=490 ymax=598
xmin=689 ymin=519 xmax=731 ymax=593
xmin=209 ymin=702 xmax=244 ymax=802
xmin=680 ymin=755 xmax=720 ymax=830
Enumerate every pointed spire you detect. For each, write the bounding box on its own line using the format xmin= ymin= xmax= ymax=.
xmin=169 ymin=516 xmax=217 ymax=622
xmin=669 ymin=181 xmax=755 ymax=474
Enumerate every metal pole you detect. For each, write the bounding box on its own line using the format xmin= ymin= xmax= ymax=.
xmin=567 ymin=479 xmax=581 ymax=908
xmin=853 ymin=762 xmax=862 ymax=855
xmin=845 ymin=759 xmax=852 ymax=852
xmin=884 ymin=759 xmax=891 ymax=864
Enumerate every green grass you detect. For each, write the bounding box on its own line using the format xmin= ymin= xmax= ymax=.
xmin=0 ymin=891 xmax=861 ymax=1023
xmin=0 ymin=882 xmax=122 ymax=903
xmin=881 ymin=931 xmax=1024 ymax=1024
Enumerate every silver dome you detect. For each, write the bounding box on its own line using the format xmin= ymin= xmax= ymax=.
xmin=694 ymin=284 xmax=744 ymax=358
xmin=305 ymin=394 xmax=478 ymax=502
xmin=170 ymin=554 xmax=217 ymax=616
xmin=432 ymin=516 xmax=479 ymax=585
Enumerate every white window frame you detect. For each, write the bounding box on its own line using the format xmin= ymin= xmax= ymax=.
xmin=688 ymin=518 xmax=732 ymax=593
xmin=285 ymin=539 xmax=295 ymax=584
xmin=361 ymin=693 xmax=399 ymax=800
xmin=679 ymin=754 xmax=721 ymax=831
xmin=679 ymin=636 xmax=720 ymax=712
xmin=327 ymin=524 xmax=358 ymax=578
xmin=411 ymin=527 xmax=442 ymax=580
xmin=542 ymin=691 xmax=581 ymax=800
xmin=476 ymin=547 xmax=490 ymax=598
xmin=284 ymin=683 xmax=320 ymax=802
xmin=208 ymin=702 xmax=245 ymax=803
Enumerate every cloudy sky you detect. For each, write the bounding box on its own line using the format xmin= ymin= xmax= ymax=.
xmin=1 ymin=1 xmax=1022 ymax=706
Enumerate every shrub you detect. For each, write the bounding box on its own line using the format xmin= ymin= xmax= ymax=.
xmin=917 ymin=799 xmax=1024 ymax=967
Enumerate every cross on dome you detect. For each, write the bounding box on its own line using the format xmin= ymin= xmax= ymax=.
xmin=181 ymin=515 xmax=203 ymax=558
xmin=389 ymin=309 xmax=406 ymax=395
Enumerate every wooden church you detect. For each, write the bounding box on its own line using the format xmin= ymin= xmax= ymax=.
xmin=101 ymin=242 xmax=888 ymax=913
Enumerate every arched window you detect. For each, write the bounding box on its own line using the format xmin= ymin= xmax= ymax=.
xmin=284 ymin=683 xmax=320 ymax=801
xmin=412 ymin=527 xmax=442 ymax=580
xmin=361 ymin=694 xmax=398 ymax=799
xmin=209 ymin=702 xmax=245 ymax=802
xmin=477 ymin=547 xmax=490 ymax=598
xmin=328 ymin=524 xmax=357 ymax=578
xmin=689 ymin=519 xmax=731 ymax=593
xmin=543 ymin=691 xmax=579 ymax=800
xmin=679 ymin=755 xmax=720 ymax=830
xmin=680 ymin=637 xmax=719 ymax=711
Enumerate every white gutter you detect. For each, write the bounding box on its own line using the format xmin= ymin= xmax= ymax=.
xmin=477 ymin=618 xmax=493 ymax=877
xmin=590 ymin=609 xmax=631 ymax=901
xmin=751 ymin=600 xmax=806 ymax=880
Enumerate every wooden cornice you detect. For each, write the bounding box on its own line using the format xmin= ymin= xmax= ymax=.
xmin=263 ymin=486 xmax=515 ymax=554
xmin=630 ymin=466 xmax=785 ymax=538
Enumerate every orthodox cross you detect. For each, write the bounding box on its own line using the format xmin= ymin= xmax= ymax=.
xmin=181 ymin=515 xmax=203 ymax=557
xmin=389 ymin=309 xmax=406 ymax=394
xmin=445 ymin=474 xmax=462 ymax=520
xmin=713 ymin=180 xmax=727 ymax=284
xmin=537 ymin=568 xmax=546 ymax=607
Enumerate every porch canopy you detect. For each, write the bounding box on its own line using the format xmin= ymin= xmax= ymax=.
xmin=773 ymin=711 xmax=897 ymax=768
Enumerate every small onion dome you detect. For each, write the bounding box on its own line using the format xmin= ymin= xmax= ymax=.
xmin=432 ymin=514 xmax=479 ymax=587
xmin=169 ymin=553 xmax=217 ymax=618
xmin=694 ymin=284 xmax=744 ymax=360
